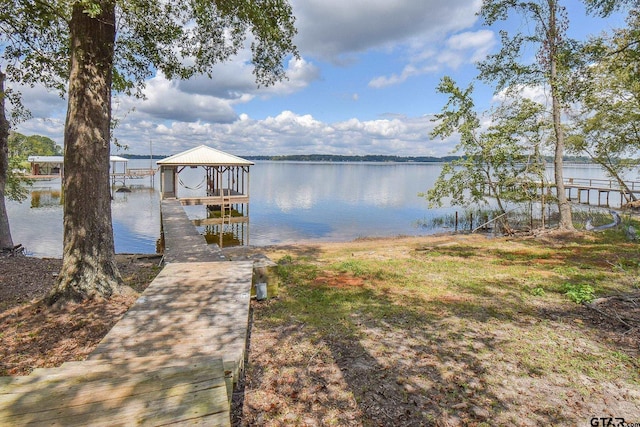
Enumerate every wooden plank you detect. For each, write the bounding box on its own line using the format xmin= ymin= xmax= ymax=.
xmin=57 ymin=358 xmax=237 ymax=402
xmin=58 ymin=358 xmax=237 ymax=401
xmin=7 ymin=357 xmax=224 ymax=388
xmin=1 ymin=362 xmax=223 ymax=403
xmin=161 ymin=199 xmax=226 ymax=263
xmin=88 ymin=262 xmax=253 ymax=387
xmin=3 ymin=387 xmax=230 ymax=427
xmin=89 ymin=343 xmax=246 ymax=363
xmin=192 ymin=216 xmax=249 ymax=226
xmin=0 ymin=362 xmax=230 ymax=426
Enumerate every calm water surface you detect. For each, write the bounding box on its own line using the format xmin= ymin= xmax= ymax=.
xmin=6 ymin=161 xmax=617 ymax=257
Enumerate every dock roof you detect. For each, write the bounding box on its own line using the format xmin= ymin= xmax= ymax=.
xmin=157 ymin=145 xmax=253 ymax=167
xmin=27 ymin=155 xmax=128 ymax=163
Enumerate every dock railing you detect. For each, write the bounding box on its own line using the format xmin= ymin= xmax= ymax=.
xmin=564 ymin=177 xmax=640 ymax=192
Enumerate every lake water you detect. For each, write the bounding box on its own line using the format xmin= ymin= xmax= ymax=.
xmin=6 ymin=160 xmax=620 ymax=258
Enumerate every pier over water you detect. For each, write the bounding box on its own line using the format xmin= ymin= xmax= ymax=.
xmin=1 ymin=148 xmax=260 ymax=425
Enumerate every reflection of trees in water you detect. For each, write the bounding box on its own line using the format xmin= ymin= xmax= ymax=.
xmin=30 ymin=190 xmax=62 ymax=208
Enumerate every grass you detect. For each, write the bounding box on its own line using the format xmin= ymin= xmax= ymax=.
xmin=243 ymin=231 xmax=640 ymax=426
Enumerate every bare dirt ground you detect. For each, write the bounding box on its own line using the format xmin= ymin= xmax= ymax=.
xmin=0 ymin=254 xmax=161 ymax=376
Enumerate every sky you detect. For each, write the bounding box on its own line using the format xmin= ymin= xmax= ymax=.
xmin=13 ymin=1 xmax=626 ymax=158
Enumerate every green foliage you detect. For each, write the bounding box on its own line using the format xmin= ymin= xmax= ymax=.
xmin=562 ymin=283 xmax=595 ymax=304
xmin=426 ymin=77 xmax=547 ymax=223
xmin=530 ymin=286 xmax=546 ymax=297
xmin=478 ymin=1 xmax=572 ymax=94
xmin=8 ymin=132 xmax=62 ymax=159
xmin=568 ymin=10 xmax=640 ymax=195
xmin=3 ymin=132 xmax=59 ymax=201
xmin=583 ymin=0 xmax=639 ymax=16
xmin=477 ymin=0 xmax=578 ymax=229
xmin=2 ymin=0 xmax=299 ymax=98
xmin=5 ymin=156 xmax=30 ymax=202
xmin=276 ymin=256 xmax=319 ymax=284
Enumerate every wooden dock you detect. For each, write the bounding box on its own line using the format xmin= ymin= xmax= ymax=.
xmin=563 ymin=177 xmax=640 ymax=207
xmin=1 ymin=200 xmax=257 ymax=426
xmin=495 ymin=177 xmax=640 ymax=208
xmin=161 ymin=199 xmax=226 ymax=262
xmin=88 ymin=261 xmax=254 ymax=385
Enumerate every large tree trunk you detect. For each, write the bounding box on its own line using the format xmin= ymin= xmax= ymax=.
xmin=47 ymin=1 xmax=127 ymax=305
xmin=549 ymin=0 xmax=574 ymax=230
xmin=0 ymin=68 xmax=15 ymax=251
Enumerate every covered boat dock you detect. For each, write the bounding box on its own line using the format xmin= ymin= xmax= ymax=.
xmin=157 ymin=145 xmax=253 ymax=247
xmin=26 ymin=155 xmax=151 ymax=186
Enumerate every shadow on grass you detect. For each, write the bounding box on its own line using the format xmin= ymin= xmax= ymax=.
xmin=244 ymin=278 xmax=579 ymax=425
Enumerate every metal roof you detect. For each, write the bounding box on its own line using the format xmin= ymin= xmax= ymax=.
xmin=156 ymin=145 xmax=253 ymax=166
xmin=27 ymin=155 xmax=128 ymax=163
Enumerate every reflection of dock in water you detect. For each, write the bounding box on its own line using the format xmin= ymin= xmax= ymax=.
xmin=30 ymin=189 xmax=62 ymax=208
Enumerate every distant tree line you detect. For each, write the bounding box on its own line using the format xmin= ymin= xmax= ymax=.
xmin=118 ymin=152 xmax=594 ymax=163
xmin=242 ymin=154 xmax=458 ymax=162
xmin=241 ymin=154 xmax=594 ymax=163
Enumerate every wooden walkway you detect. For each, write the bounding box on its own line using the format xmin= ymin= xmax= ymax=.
xmin=161 ymin=199 xmax=226 ymax=262
xmin=1 ymin=200 xmax=257 ymax=426
xmin=563 ymin=177 xmax=640 ymax=207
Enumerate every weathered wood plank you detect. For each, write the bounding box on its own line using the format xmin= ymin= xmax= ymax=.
xmin=89 ymin=261 xmax=253 ymax=388
xmin=5 ymin=357 xmax=224 ymax=389
xmin=0 ymin=361 xmax=230 ymax=426
xmin=161 ymin=199 xmax=226 ymax=262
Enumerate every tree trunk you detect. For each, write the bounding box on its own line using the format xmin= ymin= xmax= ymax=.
xmin=0 ymin=68 xmax=15 ymax=251
xmin=549 ymin=0 xmax=574 ymax=230
xmin=47 ymin=1 xmax=127 ymax=305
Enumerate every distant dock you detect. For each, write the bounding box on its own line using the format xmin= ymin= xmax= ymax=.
xmin=563 ymin=177 xmax=640 ymax=207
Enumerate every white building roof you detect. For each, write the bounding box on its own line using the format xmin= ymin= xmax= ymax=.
xmin=27 ymin=155 xmax=128 ymax=163
xmin=27 ymin=156 xmax=64 ymax=163
xmin=156 ymin=145 xmax=253 ymax=166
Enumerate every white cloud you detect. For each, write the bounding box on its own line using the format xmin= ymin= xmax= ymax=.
xmin=11 ymin=1 xmax=493 ymax=158
xmin=369 ymin=29 xmax=495 ymax=88
xmin=291 ymin=0 xmax=482 ymax=61
xmin=369 ymin=63 xmax=439 ymax=88
xmin=493 ymin=85 xmax=550 ymax=105
xmin=106 ymin=111 xmax=450 ymax=158
xmin=122 ymin=75 xmax=239 ymax=123
xmin=177 ymin=56 xmax=319 ymax=100
xmin=441 ymin=30 xmax=496 ymax=67
xmin=19 ymin=86 xmax=65 ymax=114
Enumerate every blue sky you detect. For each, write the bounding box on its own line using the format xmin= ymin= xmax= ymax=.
xmin=14 ymin=0 xmax=626 ymax=157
